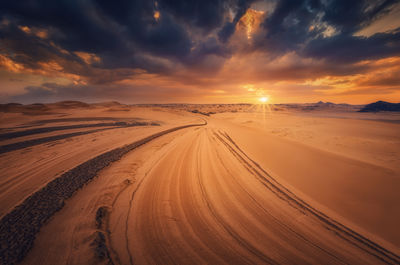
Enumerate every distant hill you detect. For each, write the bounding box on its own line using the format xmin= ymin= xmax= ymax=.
xmin=92 ymin=101 xmax=122 ymax=107
xmin=280 ymin=101 xmax=356 ymax=111
xmin=0 ymin=101 xmax=130 ymax=113
xmin=0 ymin=103 xmax=51 ymax=114
xmin=50 ymin=101 xmax=90 ymax=108
xmin=0 ymin=101 xmax=96 ymax=115
xmin=359 ymin=101 xmax=400 ymax=112
xmin=0 ymin=103 xmax=23 ymax=112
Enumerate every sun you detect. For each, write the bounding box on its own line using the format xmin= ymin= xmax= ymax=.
xmin=259 ymin=96 xmax=268 ymax=103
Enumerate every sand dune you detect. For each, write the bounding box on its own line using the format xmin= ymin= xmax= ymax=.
xmin=0 ymin=104 xmax=399 ymax=264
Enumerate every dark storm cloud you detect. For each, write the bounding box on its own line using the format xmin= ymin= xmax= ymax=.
xmin=303 ymin=29 xmax=400 ymax=63
xmin=256 ymin=0 xmax=321 ymax=54
xmin=159 ymin=0 xmax=228 ymax=32
xmin=0 ymin=1 xmax=124 ymax=53
xmin=0 ymin=21 xmax=78 ymax=69
xmin=2 ymin=0 xmax=398 ymax=71
xmin=255 ymin=0 xmax=400 ymax=61
xmin=0 ymin=0 xmax=234 ymax=63
xmin=323 ymin=0 xmax=397 ymax=34
xmin=185 ymin=37 xmax=232 ymax=68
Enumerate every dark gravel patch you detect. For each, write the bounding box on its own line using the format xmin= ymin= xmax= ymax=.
xmin=91 ymin=231 xmax=113 ymax=264
xmin=95 ymin=207 xmax=109 ymax=230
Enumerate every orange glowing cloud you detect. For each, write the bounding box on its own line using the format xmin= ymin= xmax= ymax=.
xmin=74 ymin=52 xmax=101 ymax=65
xmin=0 ymin=54 xmax=25 ymax=72
xmin=236 ymin=9 xmax=265 ymax=40
xmin=154 ymin=10 xmax=160 ymax=21
xmin=17 ymin=25 xmax=49 ymax=38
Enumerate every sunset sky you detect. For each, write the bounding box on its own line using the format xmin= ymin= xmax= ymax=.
xmin=1 ymin=0 xmax=400 ymax=104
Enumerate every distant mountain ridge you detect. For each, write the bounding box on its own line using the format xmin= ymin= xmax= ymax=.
xmin=359 ymin=101 xmax=400 ymax=112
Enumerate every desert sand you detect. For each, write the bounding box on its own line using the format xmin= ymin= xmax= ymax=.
xmin=0 ymin=102 xmax=399 ymax=265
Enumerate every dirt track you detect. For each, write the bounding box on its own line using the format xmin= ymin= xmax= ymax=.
xmin=17 ymin=123 xmax=400 ymax=265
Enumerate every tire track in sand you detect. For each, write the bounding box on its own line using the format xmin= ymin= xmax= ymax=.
xmin=195 ymin=142 xmax=280 ymax=265
xmin=122 ymin=128 xmax=344 ymax=264
xmin=214 ymin=130 xmax=400 ymax=265
xmin=209 ymin=131 xmax=347 ymax=265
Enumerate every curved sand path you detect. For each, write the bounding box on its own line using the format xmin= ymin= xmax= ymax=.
xmin=22 ymin=124 xmax=400 ymax=265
